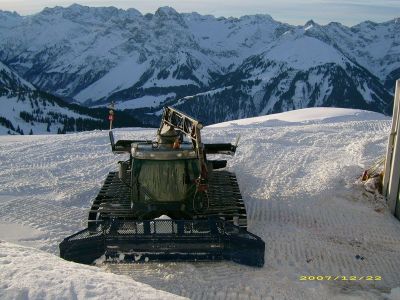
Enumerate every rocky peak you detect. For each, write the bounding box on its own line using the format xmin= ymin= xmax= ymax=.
xmin=153 ymin=6 xmax=186 ymax=26
xmin=155 ymin=6 xmax=179 ymax=16
xmin=304 ymin=20 xmax=317 ymax=29
xmin=240 ymin=14 xmax=275 ymax=23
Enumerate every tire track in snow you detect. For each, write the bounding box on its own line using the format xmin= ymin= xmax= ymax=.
xmin=228 ymin=119 xmax=400 ymax=294
xmin=0 ymin=132 xmax=115 ymax=253
xmin=0 ymin=196 xmax=87 ymax=253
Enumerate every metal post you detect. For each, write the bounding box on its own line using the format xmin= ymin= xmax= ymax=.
xmin=384 ymin=80 xmax=400 ymax=214
xmin=108 ymin=102 xmax=115 ymax=130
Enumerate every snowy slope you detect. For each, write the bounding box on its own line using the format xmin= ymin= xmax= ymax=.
xmin=0 ymin=61 xmax=35 ymax=90
xmin=0 ymin=93 xmax=94 ymax=135
xmin=264 ymin=35 xmax=347 ymax=70
xmin=0 ymin=241 xmax=184 ymax=300
xmin=0 ymin=61 xmax=143 ymax=135
xmin=0 ymin=61 xmax=98 ymax=134
xmin=1 ymin=108 xmax=400 ymax=299
xmin=208 ymin=107 xmax=386 ymax=127
xmin=0 ymin=4 xmax=397 ymax=123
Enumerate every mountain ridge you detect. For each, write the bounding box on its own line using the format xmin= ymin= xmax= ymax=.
xmin=0 ymin=4 xmax=398 ymax=125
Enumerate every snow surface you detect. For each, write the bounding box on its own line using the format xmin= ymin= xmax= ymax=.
xmin=0 ymin=222 xmax=45 ymax=248
xmin=0 ymin=242 xmax=184 ymax=300
xmin=208 ymin=107 xmax=384 ymax=127
xmin=1 ymin=107 xmax=400 ymax=299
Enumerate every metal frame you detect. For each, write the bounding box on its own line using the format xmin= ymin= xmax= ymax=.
xmin=158 ymin=107 xmax=206 ymax=178
xmin=383 ymin=80 xmax=400 ymax=215
xmin=60 ymin=219 xmax=265 ymax=267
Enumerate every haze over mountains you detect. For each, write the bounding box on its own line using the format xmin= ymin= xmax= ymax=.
xmin=0 ymin=4 xmax=399 ymax=131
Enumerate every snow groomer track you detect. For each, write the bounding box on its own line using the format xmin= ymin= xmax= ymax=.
xmin=1 ymin=108 xmax=400 ymax=299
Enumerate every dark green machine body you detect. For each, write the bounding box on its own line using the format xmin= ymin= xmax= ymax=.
xmin=128 ymin=156 xmax=203 ymax=219
xmin=87 ymin=141 xmax=248 ymax=229
xmin=60 ymin=107 xmax=265 ymax=267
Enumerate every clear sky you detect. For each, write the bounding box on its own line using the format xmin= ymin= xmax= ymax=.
xmin=0 ymin=0 xmax=399 ymax=25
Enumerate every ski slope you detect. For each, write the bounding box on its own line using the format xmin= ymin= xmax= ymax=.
xmin=1 ymin=108 xmax=400 ymax=299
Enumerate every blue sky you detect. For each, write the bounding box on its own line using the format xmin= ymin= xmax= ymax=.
xmin=0 ymin=0 xmax=399 ymax=25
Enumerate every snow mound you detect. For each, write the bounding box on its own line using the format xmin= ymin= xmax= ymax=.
xmin=208 ymin=107 xmax=387 ymax=128
xmin=0 ymin=241 xmax=185 ymax=300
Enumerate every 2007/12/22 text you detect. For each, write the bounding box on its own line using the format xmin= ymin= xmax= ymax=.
xmin=299 ymin=276 xmax=381 ymax=281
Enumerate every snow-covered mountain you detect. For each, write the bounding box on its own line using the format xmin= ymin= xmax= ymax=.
xmin=0 ymin=61 xmax=142 ymax=134
xmin=0 ymin=5 xmax=398 ymax=124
